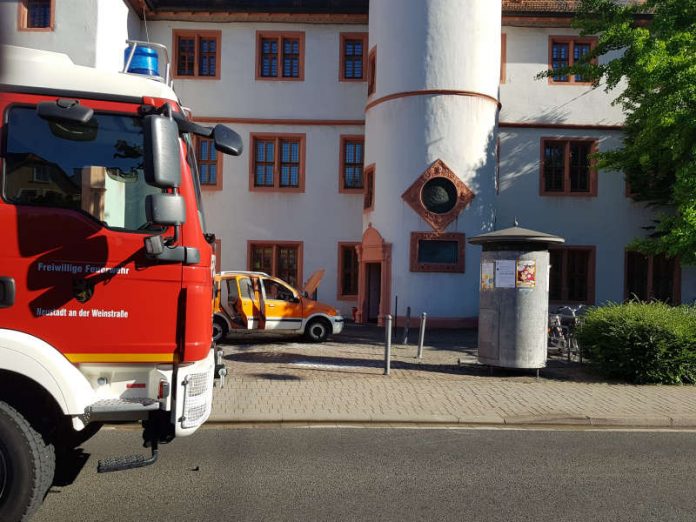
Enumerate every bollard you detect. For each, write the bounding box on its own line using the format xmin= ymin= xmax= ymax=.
xmin=215 ymin=348 xmax=227 ymax=388
xmin=402 ymin=306 xmax=411 ymax=345
xmin=393 ymin=295 xmax=398 ymax=338
xmin=416 ymin=312 xmax=427 ymax=359
xmin=384 ymin=314 xmax=392 ymax=375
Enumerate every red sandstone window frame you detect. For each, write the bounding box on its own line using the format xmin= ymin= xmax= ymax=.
xmin=247 ymin=241 xmax=304 ymax=289
xmin=337 ymin=242 xmax=359 ymax=300
xmin=540 ymin=137 xmax=598 ymax=197
xmin=363 ymin=163 xmax=375 ymax=211
xmin=213 ymin=239 xmax=222 ymax=273
xmin=500 ymin=33 xmax=507 ymax=84
xmin=172 ymin=29 xmax=222 ymax=80
xmin=339 ymin=32 xmax=368 ymax=82
xmin=367 ymin=47 xmax=376 ymax=96
xmin=195 ymin=136 xmax=223 ymax=191
xmin=249 ymin=133 xmax=306 ymax=193
xmin=549 ymin=246 xmax=596 ymax=305
xmin=18 ymin=0 xmax=54 ymax=31
xmin=256 ymin=31 xmax=305 ymax=81
xmin=624 ymin=250 xmax=681 ymax=304
xmin=548 ymin=36 xmax=597 ymax=86
xmin=339 ymin=135 xmax=365 ymax=194
xmin=410 ymin=232 xmax=465 ymax=273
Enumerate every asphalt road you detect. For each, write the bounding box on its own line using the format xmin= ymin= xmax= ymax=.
xmin=34 ymin=426 xmax=696 ymax=522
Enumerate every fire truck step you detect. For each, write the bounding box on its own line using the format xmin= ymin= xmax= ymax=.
xmin=86 ymin=398 xmax=161 ymax=414
xmin=97 ymin=448 xmax=159 ymax=473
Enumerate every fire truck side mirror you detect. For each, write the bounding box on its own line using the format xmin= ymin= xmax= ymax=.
xmin=145 ymin=193 xmax=186 ymax=226
xmin=212 ymin=124 xmax=243 ymax=157
xmin=144 ymin=115 xmax=182 ymax=189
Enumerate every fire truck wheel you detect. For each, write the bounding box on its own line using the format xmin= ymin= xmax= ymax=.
xmin=213 ymin=317 xmax=228 ymax=344
xmin=304 ymin=318 xmax=331 ymax=343
xmin=0 ymin=401 xmax=56 ymax=522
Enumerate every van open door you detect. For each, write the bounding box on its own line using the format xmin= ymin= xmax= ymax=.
xmin=237 ymin=275 xmax=265 ymax=330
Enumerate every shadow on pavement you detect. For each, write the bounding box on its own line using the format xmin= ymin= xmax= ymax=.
xmin=220 ymin=322 xmax=604 ymax=383
xmin=51 ymin=448 xmax=90 ymax=489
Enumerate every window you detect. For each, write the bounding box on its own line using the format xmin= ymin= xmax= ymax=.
xmin=541 ymin=138 xmax=597 ymax=196
xmin=18 ymin=0 xmax=53 ymax=30
xmin=363 ymin=164 xmax=375 ymax=211
xmin=340 ymin=136 xmax=364 ymax=193
xmin=338 ymin=243 xmax=359 ymax=299
xmin=248 ymin=242 xmax=302 ymax=288
xmin=340 ymin=33 xmax=367 ymax=81
xmin=173 ymin=30 xmax=221 ymax=79
xmin=549 ymin=247 xmax=596 ymax=304
xmin=625 ymin=251 xmax=680 ymax=304
xmin=500 ymin=33 xmax=506 ymax=84
xmin=263 ymin=279 xmax=296 ymax=302
xmin=250 ymin=134 xmax=305 ymax=192
xmin=3 ymin=106 xmax=163 ymax=233
xmin=196 ymin=137 xmax=222 ymax=190
xmin=367 ymin=47 xmax=376 ymax=96
xmin=410 ymin=232 xmax=465 ymax=273
xmin=548 ymin=36 xmax=596 ymax=85
xmin=256 ymin=31 xmax=305 ymax=81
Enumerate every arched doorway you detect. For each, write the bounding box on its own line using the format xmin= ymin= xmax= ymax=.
xmin=355 ymin=225 xmax=391 ymax=325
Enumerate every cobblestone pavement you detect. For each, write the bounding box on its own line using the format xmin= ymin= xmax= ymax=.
xmin=210 ymin=323 xmax=696 ymax=428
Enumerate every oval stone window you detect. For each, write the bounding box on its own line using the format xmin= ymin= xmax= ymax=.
xmin=421 ymin=177 xmax=457 ymax=214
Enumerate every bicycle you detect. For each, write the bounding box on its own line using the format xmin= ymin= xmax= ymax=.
xmin=553 ymin=304 xmax=586 ymax=362
xmin=547 ymin=313 xmax=568 ymax=353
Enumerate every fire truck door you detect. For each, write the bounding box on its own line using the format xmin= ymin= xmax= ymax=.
xmin=0 ymin=100 xmax=182 ymax=363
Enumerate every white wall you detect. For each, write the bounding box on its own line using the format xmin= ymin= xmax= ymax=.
xmin=146 ymin=21 xmax=367 ymax=120
xmin=203 ymin=123 xmax=365 ymax=314
xmin=500 ymin=26 xmax=626 ymax=125
xmin=497 ymin=127 xmax=660 ymax=304
xmin=0 ymin=0 xmax=99 ymax=66
xmin=95 ymin=0 xmax=142 ymax=71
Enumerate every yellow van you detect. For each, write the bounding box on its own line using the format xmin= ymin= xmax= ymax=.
xmin=212 ymin=270 xmax=344 ymax=343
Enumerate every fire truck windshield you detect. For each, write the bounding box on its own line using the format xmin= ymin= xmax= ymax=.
xmin=3 ymin=106 xmax=164 ymax=232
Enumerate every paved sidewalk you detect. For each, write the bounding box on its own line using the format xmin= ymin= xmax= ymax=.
xmin=210 ymin=324 xmax=696 ymax=428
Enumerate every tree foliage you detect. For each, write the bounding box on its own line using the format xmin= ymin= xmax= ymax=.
xmin=541 ymin=0 xmax=696 ymax=263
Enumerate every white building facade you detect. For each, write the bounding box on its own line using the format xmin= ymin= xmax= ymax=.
xmin=2 ymin=0 xmax=694 ymax=325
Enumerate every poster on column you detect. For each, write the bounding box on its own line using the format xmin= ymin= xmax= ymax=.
xmin=516 ymin=260 xmax=536 ymax=288
xmin=495 ymin=260 xmax=516 ymax=288
xmin=481 ymin=262 xmax=495 ymax=290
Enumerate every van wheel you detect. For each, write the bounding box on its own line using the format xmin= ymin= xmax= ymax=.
xmin=0 ymin=401 xmax=55 ymax=522
xmin=213 ymin=317 xmax=228 ymax=344
xmin=304 ymin=318 xmax=331 ymax=343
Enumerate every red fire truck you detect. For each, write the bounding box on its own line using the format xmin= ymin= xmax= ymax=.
xmin=0 ymin=44 xmax=241 ymax=520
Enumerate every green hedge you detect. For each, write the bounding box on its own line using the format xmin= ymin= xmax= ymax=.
xmin=576 ymin=302 xmax=696 ymax=384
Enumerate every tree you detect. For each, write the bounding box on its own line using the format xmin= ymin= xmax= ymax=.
xmin=540 ymin=0 xmax=696 ymax=263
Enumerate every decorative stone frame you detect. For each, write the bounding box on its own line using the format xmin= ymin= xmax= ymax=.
xmin=401 ymin=159 xmax=475 ymax=233
xmin=410 ymin=232 xmax=465 ymax=273
xmin=256 ymin=31 xmax=306 ymax=81
xmin=172 ymin=29 xmax=222 ymax=80
xmin=339 ymin=135 xmax=365 ymax=194
xmin=355 ymin=225 xmax=391 ymax=326
xmin=339 ymin=32 xmax=368 ymax=82
xmin=249 ymin=133 xmax=306 ymax=193
xmin=195 ymin=136 xmax=223 ymax=191
xmin=18 ymin=0 xmax=54 ymax=32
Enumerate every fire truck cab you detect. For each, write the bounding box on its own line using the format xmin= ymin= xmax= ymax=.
xmin=0 ymin=44 xmax=241 ymax=521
